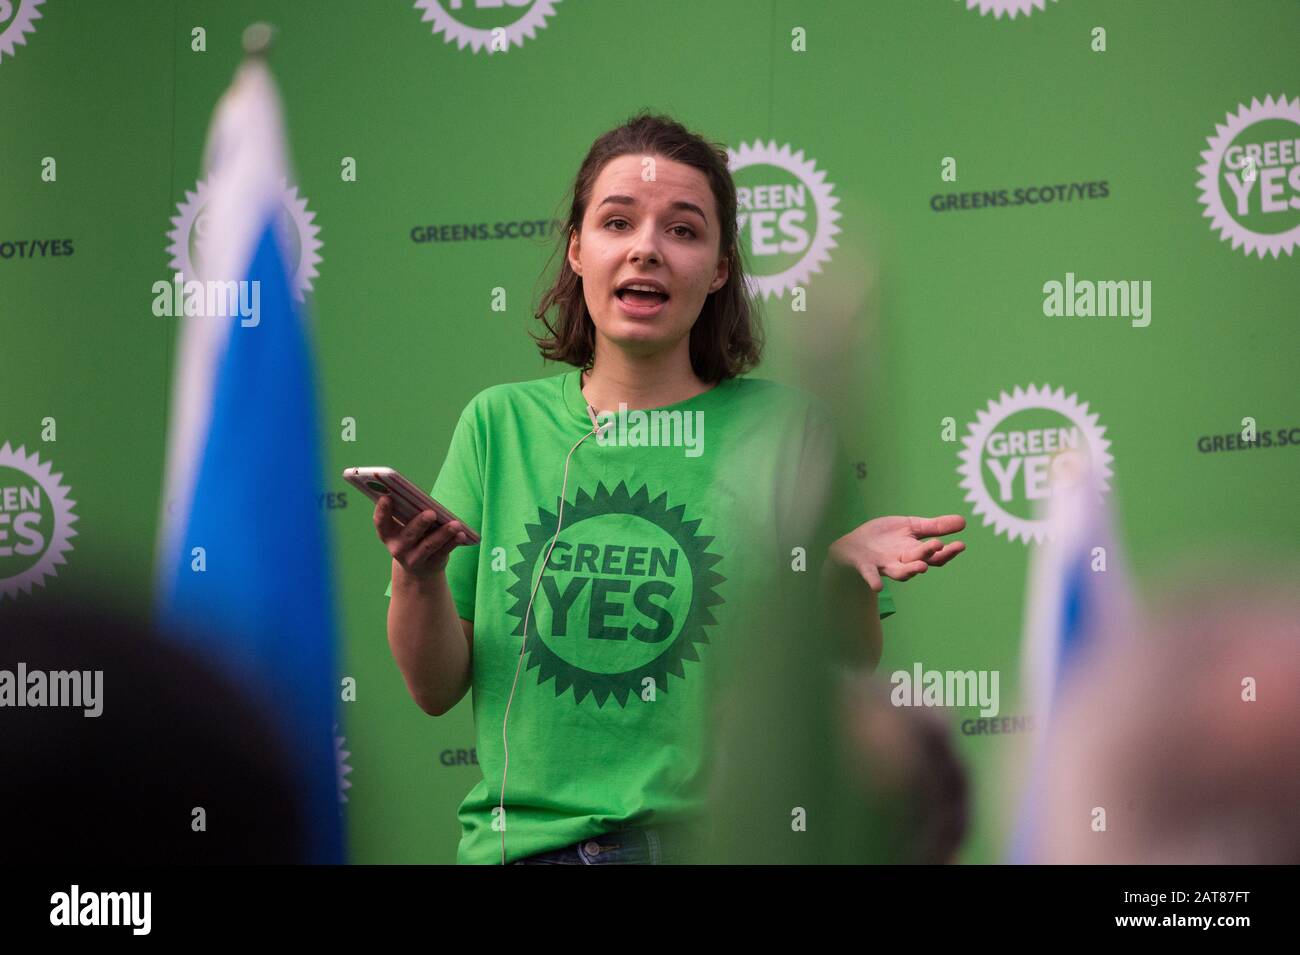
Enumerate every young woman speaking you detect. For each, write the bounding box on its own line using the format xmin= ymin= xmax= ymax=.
xmin=378 ymin=113 xmax=965 ymax=865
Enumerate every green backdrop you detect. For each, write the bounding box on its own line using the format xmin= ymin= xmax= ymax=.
xmin=2 ymin=0 xmax=1296 ymax=863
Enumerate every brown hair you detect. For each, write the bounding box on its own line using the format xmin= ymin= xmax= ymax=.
xmin=531 ymin=111 xmax=764 ymax=383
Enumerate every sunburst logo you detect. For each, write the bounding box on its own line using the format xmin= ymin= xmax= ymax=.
xmin=334 ymin=723 xmax=353 ymax=804
xmin=506 ymin=482 xmax=724 ymax=707
xmin=1196 ymin=94 xmax=1300 ymax=259
xmin=413 ymin=0 xmax=561 ymax=55
xmin=956 ymin=385 xmax=1112 ymax=545
xmin=166 ymin=177 xmax=323 ymax=301
xmin=727 ymin=141 xmax=841 ymax=300
xmin=0 ymin=442 xmax=78 ymax=602
xmin=957 ymin=0 xmax=1059 ymax=19
xmin=0 ymin=0 xmax=44 ymax=66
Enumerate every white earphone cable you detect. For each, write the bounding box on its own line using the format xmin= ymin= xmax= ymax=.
xmin=499 ymin=406 xmax=606 ymax=865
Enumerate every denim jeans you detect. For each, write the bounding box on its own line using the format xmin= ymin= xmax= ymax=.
xmin=509 ymin=824 xmax=699 ymax=865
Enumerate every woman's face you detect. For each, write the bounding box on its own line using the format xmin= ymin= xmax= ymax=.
xmin=568 ymin=153 xmax=730 ymax=364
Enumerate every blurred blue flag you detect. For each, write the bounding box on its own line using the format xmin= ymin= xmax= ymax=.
xmin=1007 ymin=452 xmax=1137 ymax=864
xmin=154 ymin=56 xmax=344 ymax=864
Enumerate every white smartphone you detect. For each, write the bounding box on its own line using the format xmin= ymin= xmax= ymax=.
xmin=342 ymin=466 xmax=480 ymax=544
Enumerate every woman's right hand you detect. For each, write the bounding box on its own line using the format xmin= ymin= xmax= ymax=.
xmin=374 ymin=494 xmax=472 ymax=581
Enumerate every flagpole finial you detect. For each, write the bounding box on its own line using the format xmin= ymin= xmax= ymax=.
xmin=242 ymin=22 xmax=276 ymax=57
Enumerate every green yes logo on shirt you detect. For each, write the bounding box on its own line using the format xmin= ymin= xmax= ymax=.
xmin=505 ymin=481 xmax=725 ymax=707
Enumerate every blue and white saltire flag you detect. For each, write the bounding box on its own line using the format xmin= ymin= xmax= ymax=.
xmin=153 ymin=56 xmax=344 ymax=864
xmin=1006 ymin=453 xmax=1137 ymax=864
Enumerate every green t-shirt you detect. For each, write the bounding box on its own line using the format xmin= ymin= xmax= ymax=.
xmin=385 ymin=368 xmax=895 ymax=864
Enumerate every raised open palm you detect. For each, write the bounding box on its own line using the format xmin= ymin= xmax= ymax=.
xmin=829 ymin=514 xmax=967 ymax=592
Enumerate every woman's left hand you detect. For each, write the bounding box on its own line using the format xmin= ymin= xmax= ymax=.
xmin=829 ymin=514 xmax=967 ymax=592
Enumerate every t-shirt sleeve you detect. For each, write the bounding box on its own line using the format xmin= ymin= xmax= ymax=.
xmin=803 ymin=406 xmax=896 ymax=621
xmin=383 ymin=399 xmax=484 ymax=622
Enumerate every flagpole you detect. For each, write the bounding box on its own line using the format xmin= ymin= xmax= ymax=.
xmin=241 ymin=22 xmax=276 ymax=57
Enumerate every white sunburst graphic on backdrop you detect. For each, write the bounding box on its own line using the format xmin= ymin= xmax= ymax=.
xmin=413 ymin=0 xmax=561 ymax=54
xmin=335 ymin=723 xmax=353 ymax=804
xmin=0 ymin=0 xmax=45 ymax=65
xmin=726 ymin=140 xmax=841 ymax=300
xmin=958 ymin=0 xmax=1058 ymax=19
xmin=1195 ymin=93 xmax=1300 ymax=259
xmin=166 ymin=177 xmax=323 ymax=302
xmin=0 ymin=442 xmax=78 ymax=602
xmin=956 ymin=384 xmax=1112 ymax=545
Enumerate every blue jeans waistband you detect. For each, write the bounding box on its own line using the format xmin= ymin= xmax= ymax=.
xmin=510 ymin=821 xmax=706 ymax=865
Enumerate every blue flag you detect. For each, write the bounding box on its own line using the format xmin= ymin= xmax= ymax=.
xmin=154 ymin=58 xmax=344 ymax=864
xmin=1006 ymin=452 xmax=1137 ymax=863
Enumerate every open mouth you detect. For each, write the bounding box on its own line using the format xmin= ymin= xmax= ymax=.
xmin=615 ymin=288 xmax=670 ymax=306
